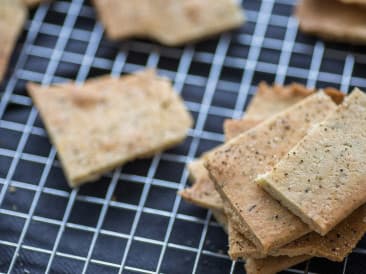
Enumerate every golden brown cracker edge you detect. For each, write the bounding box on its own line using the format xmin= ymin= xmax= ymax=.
xmin=206 ymin=92 xmax=336 ymax=251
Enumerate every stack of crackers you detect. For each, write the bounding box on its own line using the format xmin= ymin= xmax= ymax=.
xmin=181 ymin=83 xmax=366 ymax=274
xmin=296 ymin=0 xmax=366 ymax=44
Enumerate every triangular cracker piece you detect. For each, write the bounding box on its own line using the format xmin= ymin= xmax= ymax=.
xmin=27 ymin=69 xmax=192 ymax=187
xmin=206 ymin=92 xmax=336 ymax=252
xmin=92 ymin=0 xmax=245 ymax=46
xmin=296 ymin=0 xmax=366 ymax=44
xmin=230 ymin=204 xmax=366 ymax=262
xmin=245 ymin=255 xmax=310 ymax=274
xmin=0 ymin=0 xmax=27 ymax=83
xmin=180 ymin=83 xmax=314 ymax=211
xmin=257 ymin=89 xmax=366 ymax=235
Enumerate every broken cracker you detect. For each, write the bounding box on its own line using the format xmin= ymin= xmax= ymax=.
xmin=92 ymin=0 xmax=244 ymax=46
xmin=206 ymin=92 xmax=336 ymax=252
xmin=27 ymin=69 xmax=192 ymax=187
xmin=257 ymin=88 xmax=366 ymax=235
xmin=0 ymin=0 xmax=27 ymax=83
xmin=296 ymin=0 xmax=366 ymax=44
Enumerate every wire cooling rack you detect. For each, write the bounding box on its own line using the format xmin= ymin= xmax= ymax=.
xmin=0 ymin=0 xmax=366 ymax=273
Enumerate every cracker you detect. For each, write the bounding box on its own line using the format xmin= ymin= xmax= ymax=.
xmin=180 ymin=83 xmax=315 ymax=211
xmin=224 ymin=82 xmax=315 ymax=140
xmin=230 ymin=204 xmax=366 ymax=261
xmin=27 ymin=69 xmax=192 ymax=187
xmin=244 ymin=82 xmax=314 ymax=120
xmin=245 ymin=255 xmax=310 ymax=274
xmin=206 ymin=92 xmax=336 ymax=251
xmin=0 ymin=0 xmax=27 ymax=83
xmin=257 ymin=89 xmax=366 ymax=235
xmin=92 ymin=0 xmax=244 ymax=46
xmin=296 ymin=0 xmax=366 ymax=44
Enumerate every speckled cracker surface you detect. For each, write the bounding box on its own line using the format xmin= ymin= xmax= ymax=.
xmin=230 ymin=204 xmax=366 ymax=261
xmin=0 ymin=0 xmax=27 ymax=83
xmin=245 ymin=255 xmax=310 ymax=274
xmin=257 ymin=89 xmax=366 ymax=235
xmin=180 ymin=83 xmax=313 ymax=211
xmin=206 ymin=92 xmax=336 ymax=251
xmin=296 ymin=0 xmax=366 ymax=44
xmin=27 ymin=70 xmax=192 ymax=188
xmin=92 ymin=0 xmax=244 ymax=46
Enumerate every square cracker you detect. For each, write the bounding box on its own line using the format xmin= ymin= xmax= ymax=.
xmin=230 ymin=204 xmax=366 ymax=262
xmin=92 ymin=0 xmax=244 ymax=46
xmin=0 ymin=0 xmax=27 ymax=83
xmin=27 ymin=69 xmax=192 ymax=187
xmin=205 ymin=92 xmax=336 ymax=252
xmin=180 ymin=83 xmax=314 ymax=211
xmin=257 ymin=89 xmax=366 ymax=235
xmin=245 ymin=255 xmax=310 ymax=274
xmin=296 ymin=0 xmax=366 ymax=44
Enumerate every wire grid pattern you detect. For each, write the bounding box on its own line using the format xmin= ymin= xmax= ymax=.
xmin=0 ymin=0 xmax=365 ymax=273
